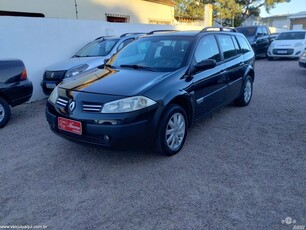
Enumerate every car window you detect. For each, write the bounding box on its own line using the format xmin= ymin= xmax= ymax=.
xmin=117 ymin=38 xmax=134 ymax=51
xmin=261 ymin=27 xmax=268 ymax=35
xmin=276 ymin=32 xmax=306 ymax=40
xmin=236 ymin=27 xmax=256 ymax=36
xmin=194 ymin=34 xmax=220 ymax=63
xmin=256 ymin=27 xmax=263 ymax=36
xmin=111 ymin=36 xmax=193 ymax=71
xmin=231 ymin=35 xmax=240 ymax=53
xmin=75 ymin=39 xmax=119 ymax=57
xmin=216 ymin=34 xmax=237 ymax=60
xmin=236 ymin=35 xmax=252 ymax=54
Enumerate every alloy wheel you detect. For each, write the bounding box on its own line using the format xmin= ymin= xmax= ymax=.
xmin=165 ymin=112 xmax=186 ymax=151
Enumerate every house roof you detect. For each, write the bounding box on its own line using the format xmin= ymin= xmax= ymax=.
xmin=143 ymin=0 xmax=176 ymax=7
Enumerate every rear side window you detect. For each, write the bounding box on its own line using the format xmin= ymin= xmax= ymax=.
xmin=216 ymin=34 xmax=237 ymax=60
xmin=236 ymin=35 xmax=252 ymax=54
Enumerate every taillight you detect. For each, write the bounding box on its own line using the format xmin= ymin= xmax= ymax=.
xmin=20 ymin=68 xmax=27 ymax=80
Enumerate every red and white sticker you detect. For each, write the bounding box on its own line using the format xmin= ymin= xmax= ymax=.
xmin=58 ymin=117 xmax=82 ymax=135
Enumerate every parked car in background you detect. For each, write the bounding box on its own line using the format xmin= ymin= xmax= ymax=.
xmin=46 ymin=28 xmax=255 ymax=156
xmin=299 ymin=50 xmax=306 ymax=67
xmin=41 ymin=33 xmax=144 ymax=95
xmin=267 ymin=30 xmax=306 ymax=60
xmin=0 ymin=59 xmax=33 ymax=128
xmin=236 ymin=25 xmax=272 ymax=57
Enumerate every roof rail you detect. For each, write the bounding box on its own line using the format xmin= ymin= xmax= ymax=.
xmin=201 ymin=27 xmax=237 ymax=32
xmin=95 ymin=36 xmax=114 ymax=40
xmin=120 ymin=32 xmax=145 ymax=37
xmin=146 ymin=30 xmax=177 ymax=35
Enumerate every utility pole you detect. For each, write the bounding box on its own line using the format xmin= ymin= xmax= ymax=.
xmin=75 ymin=0 xmax=78 ymax=19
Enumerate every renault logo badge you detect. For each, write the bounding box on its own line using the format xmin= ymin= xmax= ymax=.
xmin=68 ymin=101 xmax=76 ymax=113
xmin=50 ymin=72 xmax=55 ymax=78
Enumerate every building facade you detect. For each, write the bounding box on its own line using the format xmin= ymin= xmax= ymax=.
xmin=0 ymin=0 xmax=176 ymax=24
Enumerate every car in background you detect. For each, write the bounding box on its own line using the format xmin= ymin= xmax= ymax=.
xmin=41 ymin=33 xmax=144 ymax=95
xmin=46 ymin=28 xmax=255 ymax=156
xmin=236 ymin=25 xmax=272 ymax=57
xmin=267 ymin=30 xmax=306 ymax=60
xmin=0 ymin=59 xmax=33 ymax=128
xmin=299 ymin=50 xmax=306 ymax=68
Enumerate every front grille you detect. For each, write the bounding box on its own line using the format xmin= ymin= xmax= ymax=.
xmin=272 ymin=49 xmax=294 ymax=55
xmin=44 ymin=71 xmax=66 ymax=80
xmin=56 ymin=98 xmax=68 ymax=107
xmin=83 ymin=104 xmax=102 ymax=113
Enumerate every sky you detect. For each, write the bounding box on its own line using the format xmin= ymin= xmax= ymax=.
xmin=260 ymin=0 xmax=306 ymax=17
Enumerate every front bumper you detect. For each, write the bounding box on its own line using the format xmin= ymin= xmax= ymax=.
xmin=45 ymin=101 xmax=158 ymax=149
xmin=299 ymin=56 xmax=306 ymax=68
xmin=267 ymin=47 xmax=304 ymax=58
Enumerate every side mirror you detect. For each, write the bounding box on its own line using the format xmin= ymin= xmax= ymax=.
xmin=195 ymin=59 xmax=216 ymax=71
xmin=104 ymin=58 xmax=110 ymax=64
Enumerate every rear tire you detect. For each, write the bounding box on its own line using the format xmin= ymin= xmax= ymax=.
xmin=0 ymin=97 xmax=11 ymax=128
xmin=155 ymin=104 xmax=188 ymax=156
xmin=235 ymin=76 xmax=253 ymax=107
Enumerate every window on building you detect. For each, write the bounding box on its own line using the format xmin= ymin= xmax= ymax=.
xmin=105 ymin=14 xmax=129 ymax=23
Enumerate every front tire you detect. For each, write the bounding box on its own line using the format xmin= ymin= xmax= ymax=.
xmin=155 ymin=105 xmax=188 ymax=156
xmin=235 ymin=76 xmax=253 ymax=107
xmin=0 ymin=97 xmax=11 ymax=128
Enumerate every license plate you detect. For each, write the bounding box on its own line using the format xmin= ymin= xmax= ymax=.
xmin=277 ymin=50 xmax=287 ymax=54
xmin=58 ymin=117 xmax=82 ymax=135
xmin=46 ymin=83 xmax=56 ymax=89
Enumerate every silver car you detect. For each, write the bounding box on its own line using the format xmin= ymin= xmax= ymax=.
xmin=41 ymin=33 xmax=144 ymax=95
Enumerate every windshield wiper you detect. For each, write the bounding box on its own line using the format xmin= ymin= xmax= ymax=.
xmin=120 ymin=64 xmax=157 ymax=72
xmin=104 ymin=64 xmax=116 ymax=69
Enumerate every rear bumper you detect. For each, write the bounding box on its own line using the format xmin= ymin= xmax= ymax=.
xmin=2 ymin=79 xmax=33 ymax=106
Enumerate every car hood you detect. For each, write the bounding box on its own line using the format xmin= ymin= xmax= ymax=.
xmin=272 ymin=39 xmax=305 ymax=47
xmin=46 ymin=57 xmax=107 ymax=71
xmin=58 ymin=67 xmax=172 ymax=96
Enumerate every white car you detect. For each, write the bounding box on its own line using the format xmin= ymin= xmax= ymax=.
xmin=299 ymin=50 xmax=306 ymax=68
xmin=267 ymin=30 xmax=306 ymax=60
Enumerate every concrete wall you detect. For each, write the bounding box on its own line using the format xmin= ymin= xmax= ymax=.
xmin=0 ymin=17 xmax=201 ymax=102
xmin=0 ymin=0 xmax=175 ymax=24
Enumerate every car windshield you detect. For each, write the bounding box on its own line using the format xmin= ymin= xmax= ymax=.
xmin=276 ymin=32 xmax=306 ymax=40
xmin=74 ymin=39 xmax=119 ymax=57
xmin=236 ymin=27 xmax=256 ymax=36
xmin=109 ymin=36 xmax=193 ymax=72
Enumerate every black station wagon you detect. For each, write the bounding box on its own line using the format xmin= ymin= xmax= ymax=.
xmin=46 ymin=28 xmax=255 ymax=156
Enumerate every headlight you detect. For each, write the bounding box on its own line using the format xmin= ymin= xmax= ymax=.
xmin=101 ymin=96 xmax=156 ymax=113
xmin=48 ymin=86 xmax=58 ymax=104
xmin=294 ymin=42 xmax=303 ymax=47
xmin=302 ymin=51 xmax=306 ymax=57
xmin=65 ymin=64 xmax=89 ymax=78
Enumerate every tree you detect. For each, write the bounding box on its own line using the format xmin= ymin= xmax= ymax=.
xmin=174 ymin=0 xmax=291 ymax=26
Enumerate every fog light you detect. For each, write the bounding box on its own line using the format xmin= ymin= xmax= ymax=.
xmin=103 ymin=135 xmax=110 ymax=143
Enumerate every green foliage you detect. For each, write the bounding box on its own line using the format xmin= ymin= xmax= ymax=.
xmin=174 ymin=0 xmax=291 ymax=26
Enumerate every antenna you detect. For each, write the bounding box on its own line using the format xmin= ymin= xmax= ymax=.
xmin=75 ymin=0 xmax=78 ymax=19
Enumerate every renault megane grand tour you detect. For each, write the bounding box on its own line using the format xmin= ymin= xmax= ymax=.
xmin=46 ymin=28 xmax=255 ymax=156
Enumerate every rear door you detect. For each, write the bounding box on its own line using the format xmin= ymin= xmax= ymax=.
xmin=215 ymin=34 xmax=245 ymax=102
